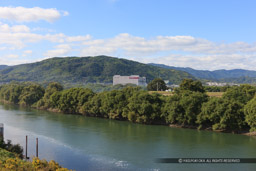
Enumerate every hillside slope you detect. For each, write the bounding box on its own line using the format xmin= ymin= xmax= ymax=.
xmin=150 ymin=63 xmax=256 ymax=83
xmin=0 ymin=56 xmax=194 ymax=84
xmin=0 ymin=65 xmax=8 ymax=70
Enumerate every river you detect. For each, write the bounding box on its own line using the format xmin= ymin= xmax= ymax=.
xmin=0 ymin=103 xmax=256 ymax=171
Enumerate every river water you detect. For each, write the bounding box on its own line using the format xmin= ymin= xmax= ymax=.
xmin=0 ymin=103 xmax=256 ymax=171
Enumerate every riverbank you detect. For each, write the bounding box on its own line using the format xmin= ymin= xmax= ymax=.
xmin=169 ymin=123 xmax=256 ymax=136
xmin=0 ymin=148 xmax=70 ymax=170
xmin=37 ymin=104 xmax=256 ymax=136
xmin=1 ymin=99 xmax=255 ymax=137
xmin=1 ymin=81 xmax=256 ymax=137
xmin=0 ymin=142 xmax=70 ymax=170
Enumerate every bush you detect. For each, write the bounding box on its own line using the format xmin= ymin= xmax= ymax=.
xmin=0 ymin=140 xmax=23 ymax=159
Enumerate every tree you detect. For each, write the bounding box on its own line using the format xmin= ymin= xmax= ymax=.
xmin=127 ymin=91 xmax=164 ymax=123
xmin=244 ymin=97 xmax=256 ymax=132
xmin=36 ymin=82 xmax=63 ymax=109
xmin=19 ymin=84 xmax=45 ymax=106
xmin=147 ymin=78 xmax=167 ymax=91
xmin=223 ymin=84 xmax=256 ymax=104
xmin=57 ymin=88 xmax=94 ymax=113
xmin=197 ymin=98 xmax=246 ymax=131
xmin=179 ymin=79 xmax=205 ymax=93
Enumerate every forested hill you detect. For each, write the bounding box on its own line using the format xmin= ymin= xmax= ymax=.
xmin=150 ymin=63 xmax=256 ymax=83
xmin=0 ymin=65 xmax=8 ymax=70
xmin=0 ymin=56 xmax=194 ymax=84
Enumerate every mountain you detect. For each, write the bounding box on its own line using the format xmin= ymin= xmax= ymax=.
xmin=150 ymin=63 xmax=256 ymax=83
xmin=0 ymin=56 xmax=194 ymax=84
xmin=0 ymin=65 xmax=8 ymax=70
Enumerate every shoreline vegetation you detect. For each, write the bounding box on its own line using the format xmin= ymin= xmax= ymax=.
xmin=1 ymin=79 xmax=256 ymax=136
xmin=0 ymin=139 xmax=70 ymax=170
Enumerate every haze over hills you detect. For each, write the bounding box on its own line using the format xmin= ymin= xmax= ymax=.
xmin=0 ymin=56 xmax=194 ymax=84
xmin=150 ymin=63 xmax=256 ymax=83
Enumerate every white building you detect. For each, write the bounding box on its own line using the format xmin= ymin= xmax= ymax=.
xmin=113 ymin=75 xmax=147 ymax=86
xmin=206 ymin=82 xmax=240 ymax=86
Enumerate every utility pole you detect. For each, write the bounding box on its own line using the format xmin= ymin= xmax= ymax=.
xmin=36 ymin=138 xmax=38 ymax=157
xmin=0 ymin=123 xmax=3 ymax=140
xmin=26 ymin=135 xmax=28 ymax=159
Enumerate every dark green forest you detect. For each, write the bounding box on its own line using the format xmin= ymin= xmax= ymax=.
xmin=0 ymin=56 xmax=194 ymax=84
xmin=1 ymin=79 xmax=256 ymax=133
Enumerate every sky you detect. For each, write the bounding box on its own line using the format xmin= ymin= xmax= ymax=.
xmin=0 ymin=0 xmax=256 ymax=70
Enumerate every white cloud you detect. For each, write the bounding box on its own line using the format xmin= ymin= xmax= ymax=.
xmin=44 ymin=44 xmax=72 ymax=57
xmin=6 ymin=54 xmax=19 ymax=58
xmin=0 ymin=24 xmax=30 ymax=33
xmin=0 ymin=23 xmax=73 ymax=48
xmin=0 ymin=25 xmax=256 ymax=70
xmin=80 ymin=33 xmax=256 ymax=56
xmin=32 ymin=27 xmax=56 ymax=33
xmin=80 ymin=46 xmax=117 ymax=56
xmin=11 ymin=25 xmax=30 ymax=33
xmin=23 ymin=50 xmax=32 ymax=54
xmin=66 ymin=35 xmax=91 ymax=42
xmin=0 ymin=58 xmax=30 ymax=65
xmin=78 ymin=33 xmax=256 ymax=70
xmin=0 ymin=6 xmax=68 ymax=22
xmin=141 ymin=54 xmax=256 ymax=71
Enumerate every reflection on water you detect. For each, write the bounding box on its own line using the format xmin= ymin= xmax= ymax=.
xmin=0 ymin=103 xmax=256 ymax=171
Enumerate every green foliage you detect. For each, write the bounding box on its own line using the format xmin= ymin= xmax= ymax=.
xmin=81 ymin=87 xmax=142 ymax=119
xmin=0 ymin=80 xmax=255 ymax=133
xmin=223 ymin=84 xmax=256 ymax=104
xmin=0 ymin=157 xmax=70 ymax=170
xmin=0 ymin=148 xmax=16 ymax=162
xmin=0 ymin=83 xmax=24 ymax=103
xmin=179 ymin=79 xmax=205 ymax=93
xmin=204 ymin=85 xmax=230 ymax=92
xmin=151 ymin=63 xmax=256 ymax=83
xmin=244 ymin=97 xmax=256 ymax=132
xmin=147 ymin=78 xmax=167 ymax=91
xmin=0 ymin=56 xmax=194 ymax=84
xmin=56 ymin=88 xmax=95 ymax=113
xmin=0 ymin=139 xmax=23 ymax=159
xmin=19 ymin=84 xmax=45 ymax=106
xmin=81 ymin=83 xmax=140 ymax=93
xmin=36 ymin=82 xmax=63 ymax=109
xmin=127 ymin=91 xmax=164 ymax=123
xmin=197 ymin=98 xmax=246 ymax=131
xmin=163 ymin=91 xmax=208 ymax=125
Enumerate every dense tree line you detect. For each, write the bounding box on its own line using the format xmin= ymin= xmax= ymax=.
xmin=1 ymin=79 xmax=256 ymax=133
xmin=204 ymin=85 xmax=230 ymax=92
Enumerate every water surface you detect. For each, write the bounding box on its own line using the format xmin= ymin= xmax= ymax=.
xmin=0 ymin=103 xmax=256 ymax=171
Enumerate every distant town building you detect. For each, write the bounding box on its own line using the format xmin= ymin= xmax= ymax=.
xmin=113 ymin=75 xmax=147 ymax=86
xmin=164 ymin=80 xmax=169 ymax=85
xmin=169 ymin=84 xmax=180 ymax=88
xmin=206 ymin=82 xmax=240 ymax=86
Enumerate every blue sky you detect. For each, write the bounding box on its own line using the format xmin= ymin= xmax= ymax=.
xmin=0 ymin=0 xmax=256 ymax=70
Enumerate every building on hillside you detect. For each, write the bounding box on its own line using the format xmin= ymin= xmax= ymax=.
xmin=113 ymin=75 xmax=147 ymax=86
